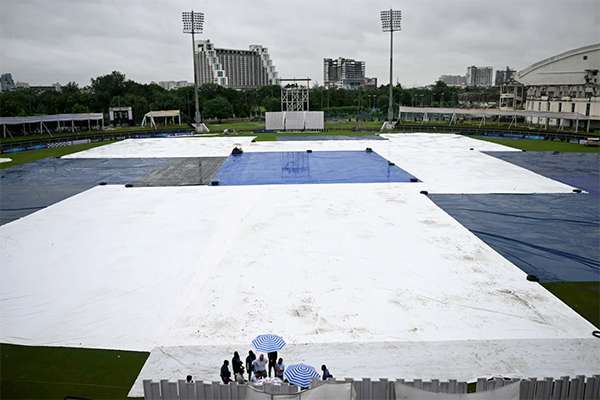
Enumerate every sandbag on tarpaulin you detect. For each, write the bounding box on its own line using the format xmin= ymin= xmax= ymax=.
xmin=486 ymin=152 xmax=600 ymax=196
xmin=430 ymin=193 xmax=600 ymax=282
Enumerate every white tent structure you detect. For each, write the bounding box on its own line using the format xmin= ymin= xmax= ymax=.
xmin=141 ymin=110 xmax=181 ymax=129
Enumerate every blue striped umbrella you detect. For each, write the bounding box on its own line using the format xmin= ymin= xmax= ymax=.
xmin=251 ymin=334 xmax=286 ymax=353
xmin=283 ymin=363 xmax=320 ymax=387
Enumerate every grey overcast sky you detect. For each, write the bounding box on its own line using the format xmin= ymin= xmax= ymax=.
xmin=0 ymin=0 xmax=598 ymax=87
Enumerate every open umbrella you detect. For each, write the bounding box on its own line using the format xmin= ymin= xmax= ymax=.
xmin=251 ymin=334 xmax=286 ymax=353
xmin=283 ymin=363 xmax=320 ymax=388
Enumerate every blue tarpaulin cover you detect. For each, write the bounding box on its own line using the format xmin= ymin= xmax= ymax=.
xmin=430 ymin=193 xmax=599 ymax=282
xmin=487 ymin=151 xmax=599 ymax=196
xmin=0 ymin=157 xmax=223 ymax=225
xmin=431 ymin=151 xmax=600 ymax=282
xmin=215 ymin=150 xmax=419 ymax=185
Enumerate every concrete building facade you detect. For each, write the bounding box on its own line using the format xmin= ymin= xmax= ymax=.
xmin=156 ymin=81 xmax=192 ymax=91
xmin=495 ymin=67 xmax=516 ymax=86
xmin=0 ymin=73 xmax=16 ymax=92
xmin=466 ymin=66 xmax=493 ymax=87
xmin=516 ymin=43 xmax=600 ymax=130
xmin=323 ymin=58 xmax=376 ymax=89
xmin=195 ymin=40 xmax=279 ymax=89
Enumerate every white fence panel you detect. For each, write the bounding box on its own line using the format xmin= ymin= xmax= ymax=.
xmin=304 ymin=112 xmax=324 ymax=130
xmin=265 ymin=112 xmax=285 ymax=130
xmin=395 ymin=382 xmax=520 ymax=400
xmin=284 ymin=112 xmax=304 ymax=130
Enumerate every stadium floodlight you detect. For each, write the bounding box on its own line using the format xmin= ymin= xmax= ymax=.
xmin=380 ymin=9 xmax=401 ymax=122
xmin=182 ymin=11 xmax=204 ymax=34
xmin=182 ymin=11 xmax=206 ymax=132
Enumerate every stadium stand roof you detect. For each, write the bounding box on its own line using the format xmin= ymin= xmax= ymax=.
xmin=398 ymin=106 xmax=588 ymax=121
xmin=0 ymin=113 xmax=104 ymax=126
xmin=1 ymin=113 xmax=105 ymax=137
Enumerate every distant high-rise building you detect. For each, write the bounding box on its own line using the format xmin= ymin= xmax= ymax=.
xmin=0 ymin=73 xmax=16 ymax=92
xmin=438 ymin=74 xmax=466 ymax=87
xmin=494 ymin=67 xmax=516 ymax=86
xmin=323 ymin=58 xmax=375 ymax=89
xmin=465 ymin=66 xmax=493 ymax=87
xmin=156 ymin=81 xmax=193 ymax=90
xmin=195 ymin=40 xmax=279 ymax=89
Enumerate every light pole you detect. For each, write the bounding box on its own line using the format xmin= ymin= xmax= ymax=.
xmin=380 ymin=9 xmax=401 ymax=122
xmin=182 ymin=10 xmax=207 ymax=133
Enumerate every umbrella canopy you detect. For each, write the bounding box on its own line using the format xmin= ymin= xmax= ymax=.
xmin=283 ymin=363 xmax=321 ymax=388
xmin=251 ymin=334 xmax=286 ymax=353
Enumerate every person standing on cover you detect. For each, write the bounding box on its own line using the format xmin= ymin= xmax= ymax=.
xmin=232 ymin=351 xmax=243 ymax=376
xmin=245 ymin=350 xmax=256 ymax=381
xmin=252 ymin=354 xmax=268 ymax=379
xmin=267 ymin=351 xmax=278 ymax=377
xmin=220 ymin=360 xmax=232 ymax=384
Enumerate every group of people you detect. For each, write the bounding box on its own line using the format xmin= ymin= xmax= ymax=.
xmin=216 ymin=350 xmax=333 ymax=386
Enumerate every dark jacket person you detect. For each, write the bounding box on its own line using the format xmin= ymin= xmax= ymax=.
xmin=232 ymin=351 xmax=243 ymax=375
xmin=267 ymin=351 xmax=278 ymax=378
xmin=221 ymin=360 xmax=232 ymax=384
xmin=245 ymin=350 xmax=256 ymax=380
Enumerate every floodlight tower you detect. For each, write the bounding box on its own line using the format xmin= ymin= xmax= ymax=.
xmin=380 ymin=9 xmax=401 ymax=122
xmin=182 ymin=10 xmax=207 ymax=133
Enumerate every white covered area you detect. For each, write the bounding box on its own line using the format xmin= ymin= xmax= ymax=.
xmin=63 ymin=136 xmax=254 ymax=158
xmin=241 ymin=133 xmax=573 ymax=194
xmin=1 ymin=184 xmax=595 ymax=347
xmin=0 ymin=157 xmax=11 ymax=163
xmin=62 ymin=133 xmax=573 ymax=194
xmin=141 ymin=110 xmax=181 ymax=128
xmin=1 ymin=133 xmax=594 ymax=390
xmin=265 ymin=111 xmax=324 ymax=131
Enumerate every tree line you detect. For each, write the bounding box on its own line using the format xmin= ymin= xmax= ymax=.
xmin=0 ymin=71 xmax=500 ymax=123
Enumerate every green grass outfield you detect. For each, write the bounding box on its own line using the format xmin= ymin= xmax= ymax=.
xmin=0 ymin=141 xmax=116 ymax=169
xmin=543 ymin=282 xmax=600 ymax=328
xmin=251 ymin=130 xmax=380 ymax=142
xmin=206 ymin=120 xmax=382 ymax=132
xmin=0 ymin=344 xmax=148 ymax=400
xmin=473 ymin=136 xmax=600 ymax=152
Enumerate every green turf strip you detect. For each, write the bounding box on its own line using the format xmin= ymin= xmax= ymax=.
xmin=0 ymin=344 xmax=148 ymax=400
xmin=542 ymin=281 xmax=600 ymax=329
xmin=473 ymin=136 xmax=600 ymax=152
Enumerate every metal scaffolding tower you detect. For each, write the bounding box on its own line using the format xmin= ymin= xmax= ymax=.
xmin=280 ymin=78 xmax=311 ymax=111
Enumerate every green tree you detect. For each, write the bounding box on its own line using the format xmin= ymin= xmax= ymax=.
xmin=261 ymin=96 xmax=280 ymax=112
xmin=203 ymin=96 xmax=233 ymax=121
